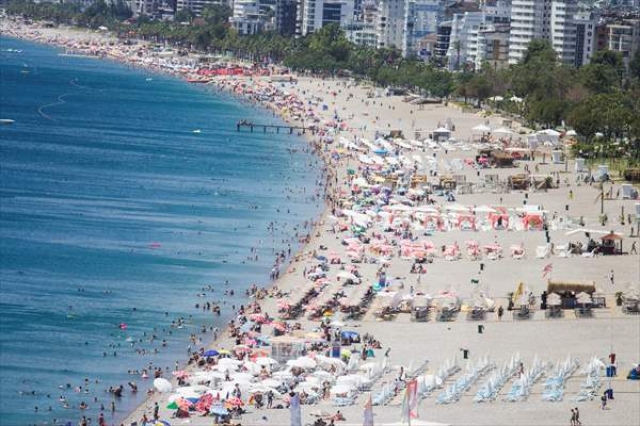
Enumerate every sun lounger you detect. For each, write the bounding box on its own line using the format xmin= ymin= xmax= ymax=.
xmin=536 ymin=245 xmax=550 ymax=259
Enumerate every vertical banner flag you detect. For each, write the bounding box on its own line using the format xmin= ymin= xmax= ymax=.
xmin=542 ymin=263 xmax=553 ymax=279
xmin=289 ymin=392 xmax=301 ymax=426
xmin=400 ymin=378 xmax=419 ymax=423
xmin=363 ymin=393 xmax=374 ymax=426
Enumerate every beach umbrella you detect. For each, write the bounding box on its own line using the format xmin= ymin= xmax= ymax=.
xmin=251 ymin=348 xmax=270 ymax=358
xmin=175 ymin=397 xmax=193 ymax=411
xmin=472 ymin=124 xmax=491 ymax=133
xmin=260 ymin=378 xmax=283 ymax=388
xmin=172 ymin=370 xmax=190 ymax=379
xmin=224 ymin=396 xmax=244 ymax=407
xmin=219 ymin=358 xmax=243 ymax=366
xmin=153 ymin=378 xmax=172 ymax=393
xmin=234 ymin=344 xmax=251 ymax=353
xmin=256 ymin=357 xmax=278 ymax=366
xmin=493 ymin=127 xmax=513 ymax=135
xmin=203 ymin=349 xmax=219 ymax=357
xmin=210 ymin=405 xmax=229 ymax=416
xmin=289 ymin=356 xmax=318 ymax=369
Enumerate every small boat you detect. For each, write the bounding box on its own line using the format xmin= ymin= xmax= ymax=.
xmin=192 ymin=129 xmax=201 ymax=134
xmin=145 ymin=78 xmax=153 ymax=82
xmin=0 ymin=119 xmax=15 ymax=125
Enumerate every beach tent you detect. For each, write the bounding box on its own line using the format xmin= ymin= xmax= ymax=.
xmin=432 ymin=127 xmax=452 ymax=142
xmin=536 ymin=129 xmax=561 ymax=146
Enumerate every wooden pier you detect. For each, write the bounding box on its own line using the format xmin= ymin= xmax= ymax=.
xmin=236 ymin=121 xmax=314 ymax=135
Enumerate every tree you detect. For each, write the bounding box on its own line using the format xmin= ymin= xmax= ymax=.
xmin=579 ymin=63 xmax=619 ymax=94
xmin=201 ymin=4 xmax=231 ymax=26
xmin=175 ymin=8 xmax=194 ymax=23
xmin=521 ymin=39 xmax=557 ymax=65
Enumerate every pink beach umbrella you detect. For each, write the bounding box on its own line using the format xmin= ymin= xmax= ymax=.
xmin=172 ymin=370 xmax=190 ymax=379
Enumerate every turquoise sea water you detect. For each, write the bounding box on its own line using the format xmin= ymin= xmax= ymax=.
xmin=0 ymin=37 xmax=322 ymax=425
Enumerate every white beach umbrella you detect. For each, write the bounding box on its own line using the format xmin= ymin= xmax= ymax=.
xmin=473 ymin=205 xmax=497 ymax=213
xmin=153 ymin=378 xmax=172 ymax=393
xmin=493 ymin=127 xmax=513 ymax=135
xmin=218 ymin=358 xmax=243 ymax=366
xmin=472 ymin=124 xmax=491 ymax=133
xmin=260 ymin=378 xmax=283 ymax=388
xmin=330 ymin=384 xmax=353 ymax=395
xmin=445 ymin=204 xmax=470 ymax=212
xmin=288 ymin=356 xmax=317 ymax=369
xmin=255 ymin=357 xmax=278 ymax=366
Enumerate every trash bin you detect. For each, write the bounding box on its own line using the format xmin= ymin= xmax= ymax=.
xmin=477 ymin=325 xmax=484 ymax=334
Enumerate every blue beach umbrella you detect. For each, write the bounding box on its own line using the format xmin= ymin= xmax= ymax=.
xmin=210 ymin=405 xmax=229 ymax=416
xmin=203 ymin=349 xmax=219 ymax=357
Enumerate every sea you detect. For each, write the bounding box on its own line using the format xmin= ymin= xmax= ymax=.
xmin=0 ymin=36 xmax=323 ymax=426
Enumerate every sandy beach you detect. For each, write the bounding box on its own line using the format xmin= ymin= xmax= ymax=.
xmin=2 ymin=19 xmax=639 ymax=426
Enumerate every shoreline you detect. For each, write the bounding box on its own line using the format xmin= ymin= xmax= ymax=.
xmin=1 ymin=19 xmax=342 ymax=426
xmin=2 ymin=18 xmax=639 ymax=426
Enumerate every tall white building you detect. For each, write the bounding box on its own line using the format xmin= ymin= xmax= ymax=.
xmin=176 ymin=0 xmax=230 ymax=17
xmin=300 ymin=0 xmax=355 ymax=35
xmin=403 ymin=0 xmax=446 ymax=58
xmin=446 ymin=11 xmax=483 ymax=69
xmin=549 ymin=0 xmax=578 ymax=65
xmin=508 ymin=0 xmax=580 ymax=65
xmin=376 ymin=0 xmax=406 ymax=50
xmin=445 ymin=0 xmax=511 ymax=70
xmin=229 ymin=0 xmax=264 ymax=35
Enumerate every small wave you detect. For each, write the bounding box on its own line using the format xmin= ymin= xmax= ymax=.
xmin=69 ymin=78 xmax=91 ymax=90
xmin=37 ymin=93 xmax=74 ymax=121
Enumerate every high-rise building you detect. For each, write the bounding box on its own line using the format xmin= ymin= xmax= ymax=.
xmin=128 ymin=0 xmax=163 ymax=17
xmin=434 ymin=20 xmax=452 ymax=60
xmin=275 ymin=0 xmax=299 ymax=35
xmin=376 ymin=0 xmax=406 ymax=50
xmin=574 ymin=10 xmax=598 ymax=68
xmin=598 ymin=18 xmax=640 ymax=62
xmin=229 ymin=0 xmax=264 ymax=35
xmin=403 ymin=0 xmax=446 ymax=58
xmin=300 ymin=0 xmax=355 ymax=35
xmin=175 ymin=0 xmax=230 ymax=17
xmin=446 ymin=11 xmax=483 ymax=69
xmin=508 ymin=0 xmax=580 ymax=65
xmin=344 ymin=1 xmax=379 ymax=47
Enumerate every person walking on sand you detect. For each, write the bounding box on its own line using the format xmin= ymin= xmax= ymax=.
xmin=609 ymin=269 xmax=615 ymax=286
xmin=574 ymin=407 xmax=581 ymax=426
xmin=497 ymin=306 xmax=504 ymax=321
xmin=570 ymin=408 xmax=576 ymax=426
